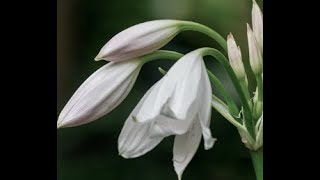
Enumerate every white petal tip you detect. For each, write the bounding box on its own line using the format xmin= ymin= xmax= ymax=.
xmin=176 ymin=173 xmax=182 ymax=180
xmin=174 ymin=166 xmax=183 ymax=180
xmin=247 ymin=23 xmax=252 ymax=31
xmin=118 ymin=151 xmax=138 ymax=159
xmin=227 ymin=33 xmax=234 ymax=39
xmin=118 ymin=153 xmax=128 ymax=159
xmin=57 ymin=122 xmax=63 ymax=129
xmin=94 ymin=56 xmax=103 ymax=61
xmin=204 ymin=138 xmax=217 ymax=150
xmin=252 ymin=0 xmax=259 ymax=5
xmin=132 ymin=115 xmax=148 ymax=123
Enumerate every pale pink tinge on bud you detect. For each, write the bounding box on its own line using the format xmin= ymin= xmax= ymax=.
xmin=247 ymin=24 xmax=263 ymax=76
xmin=252 ymin=0 xmax=263 ymax=53
xmin=227 ymin=33 xmax=246 ymax=80
xmin=57 ymin=60 xmax=143 ymax=128
xmin=95 ymin=20 xmax=181 ymax=62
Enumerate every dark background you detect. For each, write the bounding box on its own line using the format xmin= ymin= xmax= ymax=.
xmin=57 ymin=0 xmax=262 ymax=179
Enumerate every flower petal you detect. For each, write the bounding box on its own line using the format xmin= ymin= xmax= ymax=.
xmin=173 ymin=120 xmax=203 ymax=180
xmin=118 ymin=80 xmax=164 ymax=158
xmin=197 ymin=60 xmax=217 ymax=150
xmin=135 ymin=50 xmax=203 ymax=123
xmin=134 ymin=79 xmax=165 ymax=123
xmin=150 ymin=113 xmax=195 ymax=138
xmin=95 ymin=20 xmax=181 ymax=62
xmin=57 ymin=60 xmax=142 ymax=128
xmin=155 ymin=50 xmax=203 ymax=121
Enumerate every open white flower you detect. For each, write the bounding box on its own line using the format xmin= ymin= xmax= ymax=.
xmin=95 ymin=20 xmax=181 ymax=62
xmin=57 ymin=59 xmax=143 ymax=128
xmin=118 ymin=49 xmax=216 ymax=180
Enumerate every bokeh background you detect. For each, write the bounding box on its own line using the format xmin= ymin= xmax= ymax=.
xmin=57 ymin=0 xmax=262 ymax=179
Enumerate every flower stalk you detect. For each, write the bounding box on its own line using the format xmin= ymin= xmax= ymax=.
xmin=250 ymin=148 xmax=263 ymax=180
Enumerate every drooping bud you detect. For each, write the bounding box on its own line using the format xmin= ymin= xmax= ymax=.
xmin=95 ymin=20 xmax=181 ymax=62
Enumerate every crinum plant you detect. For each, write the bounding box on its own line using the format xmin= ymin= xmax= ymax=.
xmin=57 ymin=0 xmax=263 ymax=180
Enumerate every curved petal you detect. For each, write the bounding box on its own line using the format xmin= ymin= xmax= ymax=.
xmin=173 ymin=120 xmax=202 ymax=180
xmin=135 ymin=50 xmax=203 ymax=123
xmin=154 ymin=50 xmax=203 ymax=121
xmin=150 ymin=108 xmax=196 ymax=138
xmin=57 ymin=60 xmax=142 ymax=128
xmin=118 ymin=80 xmax=165 ymax=158
xmin=198 ymin=60 xmax=216 ymax=150
xmin=134 ymin=79 xmax=165 ymax=123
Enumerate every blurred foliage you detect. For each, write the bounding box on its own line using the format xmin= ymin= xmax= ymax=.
xmin=58 ymin=0 xmax=262 ymax=179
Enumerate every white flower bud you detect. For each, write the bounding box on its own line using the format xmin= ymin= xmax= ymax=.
xmin=95 ymin=20 xmax=181 ymax=62
xmin=252 ymin=0 xmax=263 ymax=53
xmin=227 ymin=33 xmax=246 ymax=80
xmin=247 ymin=24 xmax=263 ymax=76
xmin=57 ymin=59 xmax=143 ymax=128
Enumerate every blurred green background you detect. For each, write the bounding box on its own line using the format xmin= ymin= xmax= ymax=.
xmin=57 ymin=0 xmax=262 ymax=179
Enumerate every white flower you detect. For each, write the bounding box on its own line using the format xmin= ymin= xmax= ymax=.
xmin=227 ymin=33 xmax=246 ymax=80
xmin=252 ymin=0 xmax=263 ymax=53
xmin=57 ymin=59 xmax=143 ymax=128
xmin=118 ymin=49 xmax=216 ymax=180
xmin=95 ymin=20 xmax=181 ymax=62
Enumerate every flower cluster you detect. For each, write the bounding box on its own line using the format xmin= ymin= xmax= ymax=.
xmin=57 ymin=20 xmax=217 ymax=179
xmin=225 ymin=0 xmax=263 ymax=150
xmin=58 ymin=0 xmax=263 ymax=179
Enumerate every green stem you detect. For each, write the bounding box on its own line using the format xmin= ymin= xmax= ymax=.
xmin=200 ymin=47 xmax=255 ymax=138
xmin=141 ymin=50 xmax=184 ymax=63
xmin=253 ymin=74 xmax=263 ymax=120
xmin=207 ymin=70 xmax=240 ymax=119
xmin=240 ymin=80 xmax=253 ymax=110
xmin=250 ymin=148 xmax=263 ymax=180
xmin=180 ymin=21 xmax=227 ymax=52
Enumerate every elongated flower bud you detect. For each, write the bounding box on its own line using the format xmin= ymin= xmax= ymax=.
xmin=95 ymin=20 xmax=181 ymax=62
xmin=57 ymin=59 xmax=143 ymax=128
xmin=227 ymin=33 xmax=246 ymax=80
xmin=252 ymin=0 xmax=263 ymax=53
xmin=247 ymin=24 xmax=263 ymax=76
